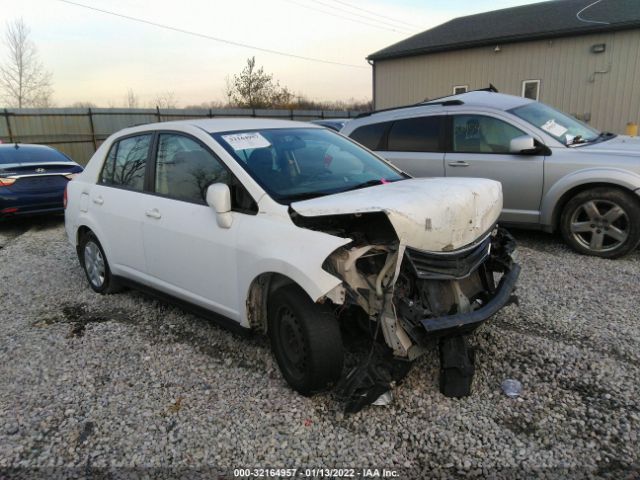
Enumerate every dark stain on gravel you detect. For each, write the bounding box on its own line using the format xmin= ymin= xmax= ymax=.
xmin=32 ymin=302 xmax=129 ymax=338
xmin=77 ymin=421 xmax=95 ymax=446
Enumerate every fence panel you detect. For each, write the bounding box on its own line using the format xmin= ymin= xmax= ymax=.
xmin=0 ymin=107 xmax=364 ymax=165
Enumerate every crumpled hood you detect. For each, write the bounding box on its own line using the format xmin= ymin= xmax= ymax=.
xmin=580 ymin=135 xmax=640 ymax=157
xmin=291 ymin=178 xmax=503 ymax=252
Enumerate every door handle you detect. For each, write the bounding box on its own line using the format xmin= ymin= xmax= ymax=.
xmin=92 ymin=196 xmax=104 ymax=205
xmin=447 ymin=161 xmax=470 ymax=167
xmin=145 ymin=209 xmax=162 ymax=219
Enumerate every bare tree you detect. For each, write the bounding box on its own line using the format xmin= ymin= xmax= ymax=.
xmin=0 ymin=18 xmax=53 ymax=108
xmin=69 ymin=101 xmax=97 ymax=108
xmin=154 ymin=90 xmax=178 ymax=109
xmin=223 ymin=75 xmax=234 ymax=107
xmin=125 ymin=88 xmax=139 ymax=108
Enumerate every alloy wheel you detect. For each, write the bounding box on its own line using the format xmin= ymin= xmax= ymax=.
xmin=569 ymin=199 xmax=629 ymax=252
xmin=84 ymin=241 xmax=106 ymax=288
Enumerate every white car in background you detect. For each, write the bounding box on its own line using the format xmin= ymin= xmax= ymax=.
xmin=64 ymin=118 xmax=519 ymax=402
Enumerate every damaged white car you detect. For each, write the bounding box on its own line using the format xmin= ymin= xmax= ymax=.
xmin=64 ymin=119 xmax=520 ymax=407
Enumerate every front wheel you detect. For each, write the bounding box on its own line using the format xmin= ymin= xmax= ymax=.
xmin=560 ymin=187 xmax=640 ymax=258
xmin=268 ymin=285 xmax=344 ymax=395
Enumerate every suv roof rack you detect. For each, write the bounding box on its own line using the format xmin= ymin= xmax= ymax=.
xmin=355 ymin=98 xmax=464 ymax=119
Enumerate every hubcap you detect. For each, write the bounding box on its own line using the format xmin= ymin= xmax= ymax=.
xmin=84 ymin=241 xmax=106 ymax=288
xmin=277 ymin=307 xmax=306 ymax=378
xmin=569 ymin=200 xmax=629 ymax=252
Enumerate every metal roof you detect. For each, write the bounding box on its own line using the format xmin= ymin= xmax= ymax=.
xmin=368 ymin=0 xmax=640 ymax=61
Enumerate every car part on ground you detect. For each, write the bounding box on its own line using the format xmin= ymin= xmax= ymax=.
xmin=64 ymin=118 xmax=518 ymax=405
xmin=0 ymin=144 xmax=83 ymax=219
xmin=340 ymin=90 xmax=640 ymax=258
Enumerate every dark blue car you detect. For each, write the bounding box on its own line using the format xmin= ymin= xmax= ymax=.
xmin=0 ymin=144 xmax=83 ymax=219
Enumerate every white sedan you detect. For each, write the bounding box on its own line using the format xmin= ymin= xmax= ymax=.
xmin=64 ymin=118 xmax=519 ymax=399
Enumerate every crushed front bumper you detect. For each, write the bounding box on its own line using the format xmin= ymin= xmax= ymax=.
xmin=420 ymin=262 xmax=520 ymax=336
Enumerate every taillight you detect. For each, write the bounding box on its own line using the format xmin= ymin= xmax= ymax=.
xmin=63 ymin=185 xmax=68 ymax=209
xmin=0 ymin=177 xmax=16 ymax=187
xmin=64 ymin=173 xmax=79 ymax=180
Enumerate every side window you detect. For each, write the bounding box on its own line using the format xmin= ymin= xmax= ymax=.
xmin=522 ymin=80 xmax=540 ymax=101
xmin=349 ymin=122 xmax=389 ymax=150
xmin=155 ymin=134 xmax=231 ymax=204
xmin=100 ymin=134 xmax=151 ymax=191
xmin=452 ymin=115 xmax=525 ymax=154
xmin=387 ymin=116 xmax=443 ymax=152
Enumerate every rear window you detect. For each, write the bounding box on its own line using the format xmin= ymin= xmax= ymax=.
xmin=100 ymin=134 xmax=151 ymax=191
xmin=0 ymin=146 xmax=70 ymax=164
xmin=387 ymin=116 xmax=443 ymax=152
xmin=349 ymin=122 xmax=389 ymax=150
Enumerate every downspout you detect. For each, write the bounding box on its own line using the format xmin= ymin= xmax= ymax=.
xmin=367 ymin=59 xmax=376 ymax=110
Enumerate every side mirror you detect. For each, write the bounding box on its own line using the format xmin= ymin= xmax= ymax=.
xmin=206 ymin=183 xmax=233 ymax=228
xmin=509 ymin=135 xmax=537 ymax=154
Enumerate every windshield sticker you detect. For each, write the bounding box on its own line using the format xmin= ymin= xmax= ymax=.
xmin=221 ymin=132 xmax=271 ymax=151
xmin=541 ymin=119 xmax=568 ymax=137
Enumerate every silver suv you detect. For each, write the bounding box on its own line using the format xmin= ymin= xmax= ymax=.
xmin=341 ymin=91 xmax=640 ymax=258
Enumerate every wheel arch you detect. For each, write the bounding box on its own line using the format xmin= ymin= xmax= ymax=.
xmin=541 ymin=169 xmax=640 ymax=232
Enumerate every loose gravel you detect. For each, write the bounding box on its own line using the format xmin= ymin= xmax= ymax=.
xmin=0 ymin=217 xmax=639 ymax=479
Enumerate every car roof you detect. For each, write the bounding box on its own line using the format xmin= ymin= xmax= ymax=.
xmin=0 ymin=143 xmax=59 ymax=152
xmin=122 ymin=118 xmax=325 ymax=136
xmin=346 ymin=91 xmax=534 ymax=128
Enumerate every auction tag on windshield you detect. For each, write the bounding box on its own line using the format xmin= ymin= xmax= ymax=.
xmin=221 ymin=132 xmax=271 ymax=150
xmin=541 ymin=119 xmax=568 ymax=137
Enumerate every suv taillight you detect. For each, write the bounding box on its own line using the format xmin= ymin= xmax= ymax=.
xmin=0 ymin=177 xmax=16 ymax=187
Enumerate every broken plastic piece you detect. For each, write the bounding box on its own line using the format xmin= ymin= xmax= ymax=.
xmin=372 ymin=390 xmax=393 ymax=406
xmin=501 ymin=379 xmax=522 ymax=398
xmin=439 ymin=335 xmax=475 ymax=398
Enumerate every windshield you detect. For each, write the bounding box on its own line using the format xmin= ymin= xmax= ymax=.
xmin=509 ymin=102 xmax=600 ymax=146
xmin=0 ymin=146 xmax=71 ymax=165
xmin=213 ymin=128 xmax=405 ymax=203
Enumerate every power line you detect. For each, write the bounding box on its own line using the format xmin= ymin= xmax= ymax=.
xmin=282 ymin=0 xmax=411 ymax=34
xmin=56 ymin=0 xmax=368 ymax=69
xmin=326 ymin=0 xmax=423 ymax=29
xmin=307 ymin=0 xmax=415 ymax=33
xmin=309 ymin=0 xmax=417 ymax=32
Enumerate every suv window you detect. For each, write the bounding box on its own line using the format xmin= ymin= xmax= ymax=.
xmin=452 ymin=115 xmax=525 ymax=153
xmin=349 ymin=122 xmax=389 ymax=150
xmin=155 ymin=133 xmax=231 ymax=204
xmin=100 ymin=134 xmax=151 ymax=190
xmin=387 ymin=116 xmax=443 ymax=152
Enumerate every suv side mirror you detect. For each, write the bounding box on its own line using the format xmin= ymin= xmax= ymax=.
xmin=509 ymin=135 xmax=537 ymax=154
xmin=206 ymin=183 xmax=233 ymax=228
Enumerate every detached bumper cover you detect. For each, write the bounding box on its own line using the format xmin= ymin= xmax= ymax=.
xmin=420 ymin=262 xmax=521 ymax=334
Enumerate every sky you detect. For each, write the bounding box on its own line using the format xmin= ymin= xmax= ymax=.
xmin=0 ymin=0 xmax=543 ymax=107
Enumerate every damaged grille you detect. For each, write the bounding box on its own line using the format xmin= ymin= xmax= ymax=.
xmin=404 ymin=235 xmax=492 ymax=280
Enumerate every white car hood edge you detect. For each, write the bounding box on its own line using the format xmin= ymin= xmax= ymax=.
xmin=291 ymin=178 xmax=503 ymax=252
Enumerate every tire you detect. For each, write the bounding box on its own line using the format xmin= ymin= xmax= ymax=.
xmin=560 ymin=187 xmax=640 ymax=259
xmin=78 ymin=232 xmax=122 ymax=294
xmin=268 ymin=284 xmax=344 ymax=395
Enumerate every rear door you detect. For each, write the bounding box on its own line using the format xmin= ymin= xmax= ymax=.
xmin=89 ymin=133 xmax=152 ymax=276
xmin=444 ymin=114 xmax=545 ymax=224
xmin=141 ymin=132 xmax=245 ymax=320
xmin=380 ymin=115 xmax=446 ymax=177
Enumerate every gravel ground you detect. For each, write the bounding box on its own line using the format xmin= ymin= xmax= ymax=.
xmin=0 ymin=217 xmax=639 ymax=479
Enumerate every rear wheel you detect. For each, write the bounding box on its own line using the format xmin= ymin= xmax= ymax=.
xmin=268 ymin=285 xmax=344 ymax=395
xmin=79 ymin=232 xmax=122 ymax=294
xmin=560 ymin=187 xmax=640 ymax=258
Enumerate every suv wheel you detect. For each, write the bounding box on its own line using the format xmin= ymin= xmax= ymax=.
xmin=560 ymin=187 xmax=640 ymax=258
xmin=79 ymin=232 xmax=122 ymax=294
xmin=268 ymin=285 xmax=344 ymax=395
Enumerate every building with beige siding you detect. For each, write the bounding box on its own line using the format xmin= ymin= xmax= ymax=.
xmin=368 ymin=0 xmax=640 ymax=133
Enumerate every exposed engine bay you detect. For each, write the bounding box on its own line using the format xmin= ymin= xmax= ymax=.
xmin=290 ymin=209 xmax=520 ymax=411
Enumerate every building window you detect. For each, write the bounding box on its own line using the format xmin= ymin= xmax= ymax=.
xmin=522 ymin=80 xmax=540 ymax=101
xmin=453 ymin=85 xmax=468 ymax=95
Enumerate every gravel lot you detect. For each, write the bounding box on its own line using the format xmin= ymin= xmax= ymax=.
xmin=0 ymin=217 xmax=639 ymax=479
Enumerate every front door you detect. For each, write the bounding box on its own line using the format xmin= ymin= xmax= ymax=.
xmin=141 ymin=133 xmax=241 ymax=320
xmin=444 ymin=114 xmax=545 ymax=225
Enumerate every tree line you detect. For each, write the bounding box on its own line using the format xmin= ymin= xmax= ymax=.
xmin=0 ymin=19 xmax=371 ymax=111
